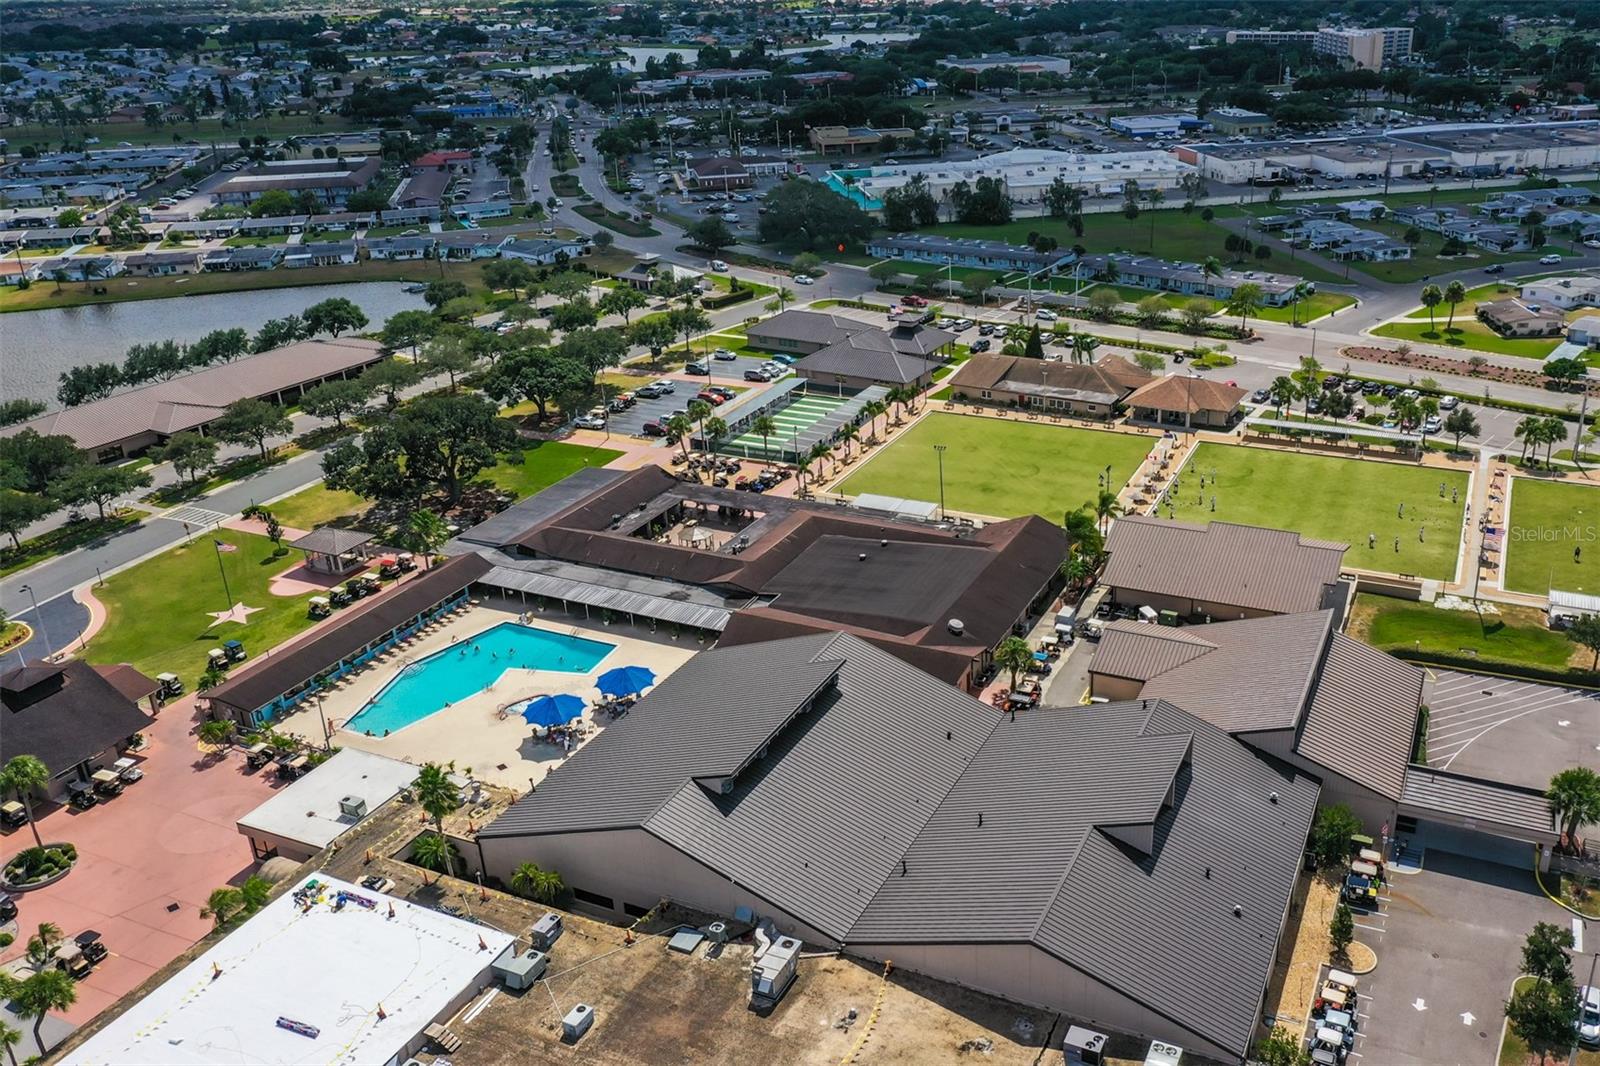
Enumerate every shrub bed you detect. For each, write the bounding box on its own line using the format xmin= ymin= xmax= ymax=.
xmin=2 ymin=842 xmax=78 ymax=890
xmin=700 ymin=287 xmax=754 ymax=310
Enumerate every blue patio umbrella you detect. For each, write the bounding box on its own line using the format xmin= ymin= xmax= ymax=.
xmin=520 ymin=693 xmax=585 ymax=728
xmin=595 ymin=665 xmax=657 ymax=698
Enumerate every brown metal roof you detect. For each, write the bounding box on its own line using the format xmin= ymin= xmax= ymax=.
xmin=92 ymin=663 xmax=160 ymax=703
xmin=1088 ymin=623 xmax=1217 ymax=682
xmin=1297 ymin=632 xmax=1424 ymax=801
xmin=1124 ymin=375 xmax=1248 ymax=415
xmin=948 ymin=354 xmax=1151 ymax=403
xmin=1102 ymin=514 xmax=1346 ymax=616
xmin=4 ymin=339 xmax=385 ymax=451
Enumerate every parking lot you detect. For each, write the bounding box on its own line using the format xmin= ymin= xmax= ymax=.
xmin=602 ymin=357 xmax=781 ymax=438
xmin=1355 ymin=851 xmax=1558 ymax=1066
xmin=1423 ymin=669 xmax=1600 ymax=789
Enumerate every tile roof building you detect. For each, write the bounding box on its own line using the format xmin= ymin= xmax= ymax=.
xmin=1 ymin=660 xmax=156 ymax=800
xmin=3 ymin=338 xmax=387 ymax=461
xmin=946 ymin=354 xmax=1151 ymax=417
xmin=1123 ymin=375 xmax=1249 ymax=428
xmin=479 ymin=632 xmax=1320 ymax=1063
xmin=1101 ymin=514 xmax=1348 ymax=619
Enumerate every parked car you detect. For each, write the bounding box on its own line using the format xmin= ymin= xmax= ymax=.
xmin=652 ymin=379 xmax=677 ymax=394
xmin=573 ymin=411 xmax=606 ymax=430
xmin=970 ymin=338 xmax=992 ymax=353
xmin=685 ymin=361 xmax=710 ymax=375
xmin=1578 ymin=985 xmax=1600 ymax=1047
xmin=635 ymin=384 xmax=664 ymax=399
xmin=710 ymin=259 xmax=729 ymax=271
xmin=711 ymin=347 xmax=737 ymax=361
xmin=770 ymin=354 xmax=796 ymax=365
xmin=978 ymin=322 xmax=997 ymax=336
xmin=1539 ymin=253 xmax=1564 ymax=265
xmin=642 ymin=420 xmax=668 ymax=437
xmin=1250 ymin=388 xmax=1270 ymax=403
xmin=793 ymin=274 xmax=815 ymax=285
xmin=744 ymin=368 xmax=772 ymax=382
xmin=1422 ymin=415 xmax=1443 ymax=434
xmin=1438 ymin=394 xmax=1460 ymax=410
xmin=697 ymin=390 xmax=727 ymax=405
xmin=1035 ymin=308 xmax=1058 ymax=321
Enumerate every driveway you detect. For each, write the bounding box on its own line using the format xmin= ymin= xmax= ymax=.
xmin=1357 ymin=851 xmax=1559 ymax=1066
xmin=0 ymin=696 xmax=281 ymax=1028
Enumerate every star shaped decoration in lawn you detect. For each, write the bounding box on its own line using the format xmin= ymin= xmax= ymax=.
xmin=208 ymin=602 xmax=262 ymax=626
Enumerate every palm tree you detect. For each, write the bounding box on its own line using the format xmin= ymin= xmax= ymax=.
xmin=993 ymin=635 xmax=1034 ymax=690
xmin=1419 ymin=283 xmax=1443 ymax=332
xmin=0 ymin=756 xmax=49 ymax=849
xmin=860 ymin=400 xmax=888 ymax=443
xmin=1070 ymin=332 xmax=1099 ymax=366
xmin=1144 ymin=188 xmax=1165 ymax=249
xmin=1515 ymin=415 xmax=1541 ymax=463
xmin=201 ymin=886 xmax=245 ymax=928
xmin=808 ymin=440 xmax=833 ymax=483
xmin=510 ymin=861 xmax=565 ymax=903
xmin=409 ymin=831 xmax=454 ymax=873
xmin=687 ymin=398 xmax=713 ymax=458
xmin=406 ymin=509 xmax=449 ymax=568
xmin=773 ymin=286 xmax=795 ymax=312
xmin=751 ymin=414 xmax=778 ymax=463
xmin=886 ymin=385 xmax=909 ymax=423
xmin=1094 ymin=488 xmax=1122 ymax=534
xmin=16 ymin=968 xmax=75 ymax=1057
xmin=1442 ymin=280 xmax=1467 ymax=333
xmin=411 ymin=763 xmax=462 ymax=879
xmin=1547 ymin=767 xmax=1600 ymax=851
xmin=1 ymin=1016 xmax=22 ymax=1066
xmin=1224 ymin=282 xmax=1263 ymax=332
xmin=24 ymin=924 xmax=62 ymax=971
xmin=838 ymin=424 xmax=859 ymax=461
xmin=1062 ymin=505 xmax=1103 ymax=564
xmin=1268 ymin=375 xmax=1296 ymax=417
xmin=1288 ymin=281 xmax=1313 ymax=327
xmin=197 ymin=719 xmax=236 ymax=748
xmin=666 ymin=413 xmax=693 ymax=463
xmin=703 ymin=417 xmax=729 ymax=462
xmin=1201 ymin=257 xmax=1223 ymax=293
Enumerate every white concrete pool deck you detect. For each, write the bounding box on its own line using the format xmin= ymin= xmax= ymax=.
xmin=275 ymin=601 xmax=701 ymax=791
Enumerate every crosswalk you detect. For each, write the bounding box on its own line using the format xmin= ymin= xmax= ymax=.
xmin=158 ymin=505 xmax=231 ymax=528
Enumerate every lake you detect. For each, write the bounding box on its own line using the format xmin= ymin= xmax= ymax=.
xmin=0 ymin=282 xmax=426 ymax=407
xmin=507 ymin=34 xmax=921 ymax=76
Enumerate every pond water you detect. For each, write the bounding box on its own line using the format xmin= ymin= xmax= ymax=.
xmin=0 ymin=282 xmax=426 ymax=407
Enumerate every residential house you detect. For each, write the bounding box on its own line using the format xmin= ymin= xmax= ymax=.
xmin=1519 ymin=274 xmax=1600 ymax=310
xmin=201 ymin=246 xmax=284 ymax=272
xmin=1568 ymin=315 xmax=1600 ymax=348
xmin=364 ymin=236 xmax=434 ymax=260
xmin=282 ymin=241 xmax=358 ymax=268
xmin=499 ymin=237 xmax=588 ymax=265
xmin=1477 ymin=298 xmax=1564 ymax=337
xmin=435 ymin=232 xmax=511 ymax=260
xmin=1073 ymin=253 xmax=1302 ymax=306
xmin=123 ymin=250 xmax=202 ymax=276
xmin=451 ymin=200 xmax=513 ymax=222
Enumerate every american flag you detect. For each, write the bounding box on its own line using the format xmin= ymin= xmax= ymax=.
xmin=213 ymin=539 xmax=238 ymax=553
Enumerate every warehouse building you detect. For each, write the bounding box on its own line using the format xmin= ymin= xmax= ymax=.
xmin=479 ymin=632 xmax=1320 ymax=1063
xmin=216 ymin=156 xmax=382 ymax=208
xmin=826 ymin=148 xmax=1194 ymax=212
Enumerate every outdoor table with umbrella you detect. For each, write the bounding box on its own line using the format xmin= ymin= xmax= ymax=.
xmin=596 ymin=665 xmax=656 ymax=699
xmin=520 ymin=693 xmax=586 ymax=729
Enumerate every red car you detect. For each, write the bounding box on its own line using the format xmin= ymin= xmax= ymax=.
xmin=901 ymin=294 xmax=928 ymax=308
xmin=696 ymin=390 xmax=726 ymax=406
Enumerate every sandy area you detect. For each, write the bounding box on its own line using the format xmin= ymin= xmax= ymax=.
xmin=275 ymin=599 xmax=698 ymax=790
xmin=1264 ymin=873 xmax=1340 ymax=1033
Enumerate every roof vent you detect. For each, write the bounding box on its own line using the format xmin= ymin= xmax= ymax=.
xmin=1233 ymin=904 xmax=1244 ymax=918
xmin=1269 ymin=791 xmax=1279 ymax=804
xmin=880 ymin=538 xmax=888 ymax=547
xmin=947 ymin=618 xmax=965 ymax=635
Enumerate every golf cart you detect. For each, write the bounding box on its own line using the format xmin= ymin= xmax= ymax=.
xmin=0 ymin=892 xmax=16 ymax=923
xmin=308 ymin=596 xmax=331 ymax=619
xmin=223 ymin=639 xmax=246 ymax=663
xmin=244 ymin=742 xmax=274 ymax=770
xmin=207 ymin=648 xmax=229 ymax=670
xmin=396 ymin=552 xmax=417 ymax=573
xmin=1310 ymin=1046 xmax=1340 ymax=1066
xmin=276 ymin=753 xmax=309 ymax=780
xmin=1321 ymin=1007 xmax=1358 ymax=1040
xmin=66 ymin=780 xmax=97 ymax=810
xmin=351 ymin=574 xmax=381 ymax=597
xmin=1313 ymin=1027 xmax=1350 ymax=1062
xmin=1341 ymin=871 xmax=1378 ymax=906
xmin=1 ymin=800 xmax=26 ymax=829
xmin=328 ymin=586 xmax=353 ymax=608
xmin=377 ymin=555 xmax=402 ymax=579
xmin=55 ymin=943 xmax=92 ymax=979
xmin=1313 ymin=982 xmax=1353 ymax=1017
xmin=75 ymin=931 xmax=107 ymax=966
xmin=91 ymin=768 xmax=123 ymax=797
xmin=1005 ymin=678 xmax=1042 ymax=709
xmin=113 ymin=757 xmax=143 ymax=784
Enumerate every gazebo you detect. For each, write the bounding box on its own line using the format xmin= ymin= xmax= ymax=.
xmin=289 ymin=527 xmax=376 ymax=575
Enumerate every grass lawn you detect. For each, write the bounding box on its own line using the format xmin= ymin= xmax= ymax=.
xmin=1351 ymin=593 xmax=1577 ymax=673
xmin=551 ymin=174 xmax=583 ymax=198
xmin=836 ymin=413 xmax=1152 ymax=519
xmin=931 ymin=209 xmax=1227 ymax=270
xmin=223 ymin=234 xmax=292 ymax=248
xmin=572 ymin=202 xmax=659 ymax=237
xmin=1167 ymin=444 xmax=1469 ymax=580
xmin=1372 ymin=318 xmax=1562 ymax=359
xmin=474 ymin=440 xmax=623 ymax=498
xmin=1 ymin=113 xmax=361 ymax=150
xmin=1256 ymin=290 xmax=1357 ymax=323
xmin=1503 ymin=478 xmax=1600 ymax=595
xmin=266 ymin=484 xmax=373 ymax=531
xmin=83 ymin=529 xmax=320 ymax=689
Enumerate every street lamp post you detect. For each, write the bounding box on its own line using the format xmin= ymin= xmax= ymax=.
xmin=934 ymin=444 xmax=948 ymax=520
xmin=19 ymin=584 xmax=52 ymax=661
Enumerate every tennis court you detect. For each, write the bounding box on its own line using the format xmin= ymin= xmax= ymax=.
xmin=724 ymin=392 xmax=849 ymax=459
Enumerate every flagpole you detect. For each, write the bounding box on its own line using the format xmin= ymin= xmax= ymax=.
xmin=212 ymin=539 xmax=235 ymax=613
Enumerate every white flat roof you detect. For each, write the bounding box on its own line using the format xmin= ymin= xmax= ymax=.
xmin=236 ymin=749 xmax=419 ymax=851
xmin=64 ymin=874 xmax=515 ymax=1066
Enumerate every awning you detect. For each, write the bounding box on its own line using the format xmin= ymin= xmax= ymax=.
xmin=480 ymin=566 xmax=732 ymax=631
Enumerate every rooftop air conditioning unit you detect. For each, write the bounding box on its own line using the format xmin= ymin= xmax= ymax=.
xmin=338 ymin=795 xmax=368 ymax=819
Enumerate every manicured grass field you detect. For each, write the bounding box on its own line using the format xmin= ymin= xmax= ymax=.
xmin=475 ymin=440 xmax=623 ymax=498
xmin=1371 ymin=317 xmax=1563 ymax=359
xmin=1353 ymin=593 xmax=1576 ymax=672
xmin=836 ymin=413 xmax=1153 ymax=519
xmin=266 ymin=484 xmax=372 ymax=531
xmin=84 ymin=529 xmax=320 ymax=688
xmin=1165 ymin=444 xmax=1469 ymax=580
xmin=1502 ymin=477 xmax=1600 ymax=595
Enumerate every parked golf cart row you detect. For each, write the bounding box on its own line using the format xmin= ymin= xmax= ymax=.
xmin=56 ymin=755 xmax=145 ymax=811
xmin=1310 ymin=967 xmax=1364 ymax=1064
xmin=1340 ymin=839 xmax=1388 ymax=909
xmin=308 ymin=556 xmax=416 ymax=618
xmin=55 ymin=930 xmax=110 ymax=980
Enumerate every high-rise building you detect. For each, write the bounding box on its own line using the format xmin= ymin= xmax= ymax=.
xmin=1224 ymin=25 xmax=1414 ymax=71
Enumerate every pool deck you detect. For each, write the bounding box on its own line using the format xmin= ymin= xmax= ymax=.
xmin=274 ymin=600 xmax=699 ymax=791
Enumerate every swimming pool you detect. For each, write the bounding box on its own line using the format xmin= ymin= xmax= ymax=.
xmin=343 ymin=622 xmax=615 ymax=736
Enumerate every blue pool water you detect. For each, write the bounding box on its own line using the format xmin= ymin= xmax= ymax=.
xmin=344 ymin=622 xmax=615 ymax=735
